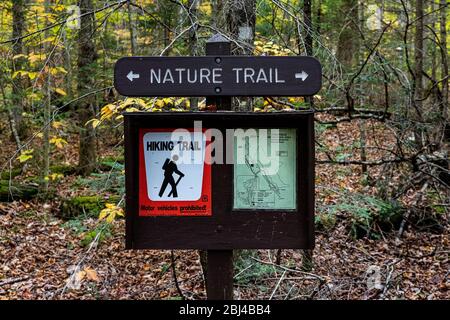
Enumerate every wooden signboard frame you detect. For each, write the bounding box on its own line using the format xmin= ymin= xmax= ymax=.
xmin=114 ymin=56 xmax=322 ymax=97
xmin=124 ymin=111 xmax=315 ymax=250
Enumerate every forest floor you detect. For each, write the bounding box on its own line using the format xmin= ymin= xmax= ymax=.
xmin=0 ymin=116 xmax=448 ymax=300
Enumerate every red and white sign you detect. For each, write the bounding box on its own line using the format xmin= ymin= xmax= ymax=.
xmin=138 ymin=128 xmax=212 ymax=216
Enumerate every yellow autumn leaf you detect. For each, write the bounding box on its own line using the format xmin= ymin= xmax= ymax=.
xmin=162 ymin=97 xmax=173 ymax=105
xmin=53 ymin=4 xmax=65 ymax=12
xmin=119 ymin=98 xmax=136 ymax=109
xmin=41 ymin=36 xmax=56 ymax=44
xmin=28 ymin=72 xmax=38 ymax=80
xmin=52 ymin=121 xmax=64 ymax=129
xmin=125 ymin=107 xmax=139 ymax=113
xmin=100 ymin=104 xmax=116 ymax=119
xmin=84 ymin=267 xmax=99 ymax=282
xmin=49 ymin=137 xmax=68 ymax=149
xmin=174 ymin=98 xmax=185 ymax=106
xmin=55 ymin=88 xmax=67 ymax=96
xmin=85 ymin=118 xmax=101 ymax=128
xmin=13 ymin=54 xmax=27 ymax=60
xmin=17 ymin=149 xmax=34 ymax=163
xmin=28 ymin=53 xmax=47 ymax=63
xmin=56 ymin=67 xmax=68 ymax=74
xmin=133 ymin=98 xmax=147 ymax=108
xmin=116 ymin=209 xmax=124 ymax=217
xmin=98 ymin=204 xmax=124 ymax=223
xmin=154 ymin=99 xmax=164 ymax=108
xmin=106 ymin=211 xmax=116 ymax=223
xmin=12 ymin=70 xmax=27 ymax=79
xmin=48 ymin=173 xmax=63 ymax=181
xmin=75 ymin=270 xmax=86 ymax=282
xmin=98 ymin=209 xmax=109 ymax=221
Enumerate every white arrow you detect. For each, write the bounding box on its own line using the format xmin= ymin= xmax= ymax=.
xmin=295 ymin=71 xmax=309 ymax=81
xmin=127 ymin=71 xmax=140 ymax=82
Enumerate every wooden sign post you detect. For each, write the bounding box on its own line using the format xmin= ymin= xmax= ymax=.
xmin=204 ymin=34 xmax=233 ymax=300
xmin=120 ymin=34 xmax=319 ymax=301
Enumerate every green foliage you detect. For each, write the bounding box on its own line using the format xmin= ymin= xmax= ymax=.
xmin=0 ymin=168 xmax=22 ymax=180
xmin=63 ymin=216 xmax=113 ymax=247
xmin=62 ymin=218 xmax=88 ymax=235
xmin=60 ymin=195 xmax=121 ymax=219
xmin=321 ymin=193 xmax=404 ymax=238
xmin=315 ymin=212 xmax=337 ymax=231
xmin=72 ymin=171 xmax=125 ymax=195
xmin=0 ymin=180 xmax=39 ymax=202
xmin=234 ymin=250 xmax=276 ymax=285
xmin=80 ymin=222 xmax=113 ymax=247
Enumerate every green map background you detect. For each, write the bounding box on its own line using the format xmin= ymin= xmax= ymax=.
xmin=233 ymin=128 xmax=297 ymax=210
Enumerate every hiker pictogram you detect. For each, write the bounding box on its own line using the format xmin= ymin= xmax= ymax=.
xmin=141 ymin=129 xmax=211 ymax=215
xmin=158 ymin=155 xmax=185 ymax=198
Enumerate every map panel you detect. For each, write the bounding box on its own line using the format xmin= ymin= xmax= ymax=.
xmin=233 ymin=128 xmax=296 ymax=210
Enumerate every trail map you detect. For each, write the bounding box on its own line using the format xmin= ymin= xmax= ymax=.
xmin=233 ymin=129 xmax=297 ymax=210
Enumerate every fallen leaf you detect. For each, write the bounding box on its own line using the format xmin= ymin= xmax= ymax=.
xmin=84 ymin=267 xmax=99 ymax=282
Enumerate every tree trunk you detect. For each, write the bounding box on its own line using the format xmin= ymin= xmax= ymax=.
xmin=412 ymin=0 xmax=425 ymax=151
xmin=41 ymin=0 xmax=52 ymax=191
xmin=440 ymin=0 xmax=448 ymax=134
xmin=299 ymin=0 xmax=314 ymax=272
xmin=303 ymin=0 xmax=313 ymax=56
xmin=316 ymin=0 xmax=322 ymax=36
xmin=225 ymin=0 xmax=256 ymax=55
xmin=158 ymin=1 xmax=174 ymax=55
xmin=212 ymin=0 xmax=226 ymax=30
xmin=225 ymin=0 xmax=256 ymax=111
xmin=336 ymin=0 xmax=359 ymax=70
xmin=77 ymin=0 xmax=98 ymax=175
xmin=358 ymin=1 xmax=367 ymax=175
xmin=188 ymin=0 xmax=199 ymax=110
xmin=414 ymin=0 xmax=424 ymax=114
xmin=127 ymin=2 xmax=137 ymax=55
xmin=11 ymin=0 xmax=27 ymax=140
xmin=302 ymin=0 xmax=314 ymax=107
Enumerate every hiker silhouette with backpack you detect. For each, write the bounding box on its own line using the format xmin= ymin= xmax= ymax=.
xmin=158 ymin=154 xmax=184 ymax=198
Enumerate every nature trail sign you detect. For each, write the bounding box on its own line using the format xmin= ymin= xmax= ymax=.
xmin=114 ymin=56 xmax=322 ymax=97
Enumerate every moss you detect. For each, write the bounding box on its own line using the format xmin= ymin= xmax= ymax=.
xmin=97 ymin=156 xmax=125 ymax=172
xmin=0 ymin=180 xmax=39 ymax=202
xmin=59 ymin=194 xmax=121 ymax=219
xmin=49 ymin=164 xmax=77 ymax=175
xmin=315 ymin=213 xmax=337 ymax=231
xmin=0 ymin=168 xmax=22 ymax=180
xmin=100 ymin=155 xmax=124 ymax=164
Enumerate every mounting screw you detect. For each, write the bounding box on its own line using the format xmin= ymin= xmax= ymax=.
xmin=215 ymin=87 xmax=222 ymax=93
xmin=215 ymin=57 xmax=221 ymax=64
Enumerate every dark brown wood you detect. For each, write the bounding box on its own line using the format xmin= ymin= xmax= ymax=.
xmin=206 ymin=250 xmax=234 ymax=300
xmin=205 ymin=35 xmax=233 ymax=300
xmin=124 ymin=111 xmax=315 ymax=249
xmin=114 ymin=56 xmax=322 ymax=97
xmin=124 ymin=115 xmax=134 ymax=250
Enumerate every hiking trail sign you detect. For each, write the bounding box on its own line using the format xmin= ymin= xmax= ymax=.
xmin=114 ymin=56 xmax=322 ymax=97
xmin=139 ymin=128 xmax=212 ymax=216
